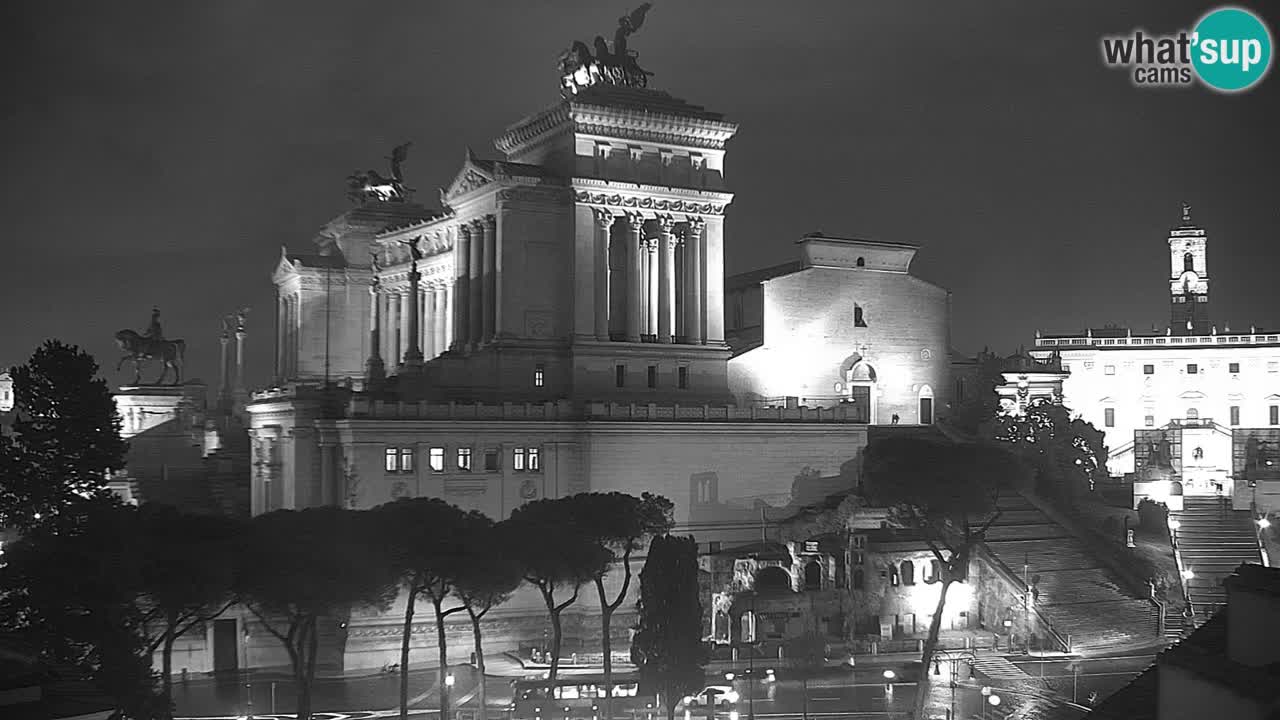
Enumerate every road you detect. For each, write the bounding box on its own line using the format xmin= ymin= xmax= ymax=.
xmin=175 ymin=660 xmax=1113 ymax=720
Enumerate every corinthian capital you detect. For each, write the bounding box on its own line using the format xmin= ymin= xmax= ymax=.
xmin=686 ymin=215 xmax=706 ymax=235
xmin=626 ymin=212 xmax=646 ymax=232
xmin=658 ymin=215 xmax=677 ymax=235
xmin=593 ymin=208 xmax=616 ymax=229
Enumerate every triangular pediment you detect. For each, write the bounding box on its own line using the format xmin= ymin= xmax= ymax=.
xmin=1179 ymin=391 xmax=1207 ymax=400
xmin=442 ymin=148 xmax=496 ymax=201
xmin=1266 ymin=394 xmax=1280 ymax=402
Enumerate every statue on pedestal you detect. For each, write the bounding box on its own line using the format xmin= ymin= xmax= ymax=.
xmin=346 ymin=142 xmax=413 ymax=204
xmin=115 ymin=307 xmax=186 ymax=385
xmin=559 ymin=4 xmax=655 ymax=96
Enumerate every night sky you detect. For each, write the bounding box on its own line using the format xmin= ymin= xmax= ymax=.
xmin=3 ymin=1 xmax=1278 ymax=391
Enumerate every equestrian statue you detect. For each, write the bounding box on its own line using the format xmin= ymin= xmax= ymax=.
xmin=114 ymin=307 xmax=186 ymax=385
xmin=347 ymin=142 xmax=413 ymax=204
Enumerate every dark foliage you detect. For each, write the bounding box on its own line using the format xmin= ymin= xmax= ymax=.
xmin=631 ymin=534 xmax=706 ymax=720
xmin=989 ymin=398 xmax=1108 ymax=508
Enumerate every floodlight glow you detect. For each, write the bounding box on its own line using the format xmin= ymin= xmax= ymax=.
xmin=988 ymin=695 xmax=1001 ymax=707
xmin=1258 ymin=518 xmax=1272 ymax=529
xmin=882 ymin=670 xmax=896 ymax=680
xmin=445 ymin=674 xmax=455 ymax=687
xmin=724 ymin=672 xmax=735 ymax=681
xmin=1182 ymin=568 xmax=1195 ymax=580
xmin=1168 ymin=519 xmax=1181 ymax=530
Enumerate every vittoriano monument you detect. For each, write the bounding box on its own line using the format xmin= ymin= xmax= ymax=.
xmin=347 ymin=142 xmax=413 ymax=204
xmin=115 ymin=307 xmax=186 ymax=385
xmin=558 ymin=3 xmax=655 ymax=97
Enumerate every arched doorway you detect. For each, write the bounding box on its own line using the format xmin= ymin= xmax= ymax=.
xmin=839 ymin=357 xmax=878 ymax=423
xmin=918 ymin=385 xmax=934 ymax=425
xmin=804 ymin=561 xmax=822 ymax=590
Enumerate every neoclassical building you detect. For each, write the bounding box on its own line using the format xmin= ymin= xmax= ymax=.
xmin=1028 ymin=206 xmax=1280 ymax=512
xmin=238 ymin=27 xmax=960 ymax=675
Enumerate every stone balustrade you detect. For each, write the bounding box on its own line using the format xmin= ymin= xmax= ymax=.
xmin=341 ymin=397 xmax=870 ymax=423
xmin=1037 ymin=332 xmax=1280 ymax=348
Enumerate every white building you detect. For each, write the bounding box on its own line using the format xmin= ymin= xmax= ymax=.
xmin=1030 ymin=206 xmax=1280 ymax=512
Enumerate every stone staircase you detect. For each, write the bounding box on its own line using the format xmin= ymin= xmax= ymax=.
xmin=983 ymin=495 xmax=1157 ymax=653
xmin=1171 ymin=496 xmax=1263 ymax=621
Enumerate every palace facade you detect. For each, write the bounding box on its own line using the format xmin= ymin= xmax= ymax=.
xmin=1028 ymin=207 xmax=1280 ymax=513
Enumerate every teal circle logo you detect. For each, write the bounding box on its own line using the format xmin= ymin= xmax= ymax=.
xmin=1192 ymin=7 xmax=1273 ymax=92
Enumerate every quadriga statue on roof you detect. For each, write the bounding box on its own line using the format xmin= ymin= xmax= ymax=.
xmin=347 ymin=142 xmax=413 ymax=204
xmin=115 ymin=307 xmax=186 ymax=385
xmin=559 ymin=4 xmax=655 ymax=97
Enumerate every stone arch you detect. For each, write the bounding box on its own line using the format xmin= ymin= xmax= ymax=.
xmin=856 ymin=256 xmax=865 ymax=267
xmin=1170 ymin=481 xmax=1184 ymax=496
xmin=1187 ymin=408 xmax=1199 ymax=420
xmin=804 ymin=560 xmax=822 ymax=590
xmin=1184 ymin=252 xmax=1194 ymax=272
xmin=900 ymin=560 xmax=916 ymax=586
xmin=918 ymin=385 xmax=935 ymax=425
xmin=756 ymin=566 xmax=791 ymax=593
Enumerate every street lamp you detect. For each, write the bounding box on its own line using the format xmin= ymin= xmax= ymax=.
xmin=1259 ymin=517 xmax=1272 ymax=530
xmin=1182 ymin=568 xmax=1195 ymax=581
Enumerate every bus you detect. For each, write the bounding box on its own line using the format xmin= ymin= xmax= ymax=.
xmin=510 ymin=674 xmax=659 ymax=720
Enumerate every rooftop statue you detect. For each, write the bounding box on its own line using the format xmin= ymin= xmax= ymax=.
xmin=559 ymin=4 xmax=655 ymax=97
xmin=115 ymin=307 xmax=186 ymax=385
xmin=399 ymin=235 xmax=424 ymax=262
xmin=347 ymin=142 xmax=413 ymax=204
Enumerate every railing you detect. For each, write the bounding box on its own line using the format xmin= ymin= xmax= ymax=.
xmin=977 ymin=545 xmax=1072 ymax=653
xmin=584 ymin=401 xmax=868 ymax=423
xmin=1036 ymin=332 xmax=1280 ymax=347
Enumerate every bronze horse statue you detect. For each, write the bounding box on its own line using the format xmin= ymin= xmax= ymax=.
xmin=114 ymin=330 xmax=185 ymax=385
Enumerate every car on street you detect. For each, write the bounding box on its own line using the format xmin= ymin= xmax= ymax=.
xmin=680 ymin=685 xmax=740 ymax=707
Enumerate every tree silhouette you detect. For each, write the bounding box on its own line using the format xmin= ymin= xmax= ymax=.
xmin=237 ymin=508 xmax=399 ymax=720
xmin=631 ymin=534 xmax=706 ymax=720
xmin=0 ymin=340 xmax=127 ymax=530
xmin=991 ymin=398 xmax=1108 ymax=507
xmin=453 ymin=516 xmax=524 ymax=720
xmin=862 ymin=436 xmax=1027 ymax=720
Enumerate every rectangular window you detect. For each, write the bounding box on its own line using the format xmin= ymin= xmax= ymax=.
xmin=1104 ymin=365 xmax=1115 ymax=375
xmin=484 ymin=449 xmax=500 ymax=472
xmin=1272 ymin=406 xmax=1279 ymax=426
xmin=1187 ymin=363 xmax=1198 ymax=374
xmin=1270 ymin=361 xmax=1279 ymax=373
xmin=534 ymin=364 xmax=545 ymax=387
xmin=385 ymin=448 xmax=398 ymax=473
xmin=1104 ymin=408 xmax=1115 ymax=427
xmin=615 ymin=364 xmax=626 ymax=387
xmin=528 ymin=446 xmax=541 ymax=472
xmin=647 ymin=365 xmax=657 ymax=389
xmin=1145 ymin=415 xmax=1155 ymax=427
xmin=1143 ymin=364 xmax=1155 ymax=375
xmin=1229 ymin=362 xmax=1240 ymax=373
xmin=513 ymin=447 xmax=526 ymax=471
xmin=429 ymin=447 xmax=445 ymax=473
xmin=457 ymin=447 xmax=472 ymax=472
xmin=399 ymin=448 xmax=414 ymax=472
xmin=678 ymin=366 xmax=688 ymax=389
xmin=1230 ymin=406 xmax=1241 ymax=426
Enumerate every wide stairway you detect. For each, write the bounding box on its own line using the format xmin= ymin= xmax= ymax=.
xmin=1171 ymin=496 xmax=1263 ymax=621
xmin=983 ymin=495 xmax=1157 ymax=653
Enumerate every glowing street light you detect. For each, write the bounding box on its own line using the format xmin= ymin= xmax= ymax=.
xmin=1168 ymin=519 xmax=1181 ymax=531
xmin=724 ymin=672 xmax=735 ymax=681
xmin=445 ymin=674 xmax=455 ymax=688
xmin=988 ymin=694 xmax=1001 ymax=706
xmin=882 ymin=670 xmax=896 ymax=681
xmin=1182 ymin=568 xmax=1195 ymax=581
xmin=1258 ymin=517 xmax=1272 ymax=530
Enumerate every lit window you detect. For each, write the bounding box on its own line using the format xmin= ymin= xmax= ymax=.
xmin=1271 ymin=406 xmax=1279 ymax=426
xmin=615 ymin=364 xmax=626 ymax=387
xmin=457 ymin=448 xmax=472 ymax=471
xmin=1143 ymin=364 xmax=1154 ymax=375
xmin=513 ymin=447 xmax=526 ymax=471
xmin=1104 ymin=408 xmax=1115 ymax=427
xmin=528 ymin=446 xmax=541 ymax=472
xmin=429 ymin=447 xmax=445 ymax=473
xmin=534 ymin=364 xmax=545 ymax=387
xmin=1145 ymin=415 xmax=1155 ymax=427
xmin=484 ymin=449 xmax=500 ymax=472
xmin=1187 ymin=363 xmax=1198 ymax=374
xmin=889 ymin=567 xmax=900 ymax=587
xmin=399 ymin=448 xmax=414 ymax=472
xmin=1229 ymin=362 xmax=1240 ymax=373
xmin=385 ymin=448 xmax=398 ymax=473
xmin=1104 ymin=365 xmax=1115 ymax=375
xmin=1230 ymin=406 xmax=1240 ymax=426
xmin=678 ymin=366 xmax=689 ymax=389
xmin=647 ymin=365 xmax=657 ymax=389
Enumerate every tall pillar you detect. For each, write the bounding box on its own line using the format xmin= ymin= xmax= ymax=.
xmin=275 ymin=291 xmax=285 ymax=382
xmin=218 ymin=322 xmax=230 ymax=405
xmin=366 ymin=278 xmax=385 ymax=384
xmin=646 ymin=240 xmax=659 ymax=339
xmin=454 ymin=225 xmax=471 ymax=349
xmin=482 ymin=215 xmax=496 ymax=343
xmin=658 ymin=216 xmax=676 ymax=343
xmin=703 ymin=216 xmax=726 ymax=344
xmin=433 ymin=286 xmax=447 ymax=358
xmin=469 ymin=219 xmax=483 ymax=347
xmin=386 ymin=290 xmax=399 ymax=364
xmin=422 ymin=287 xmax=435 ymax=358
xmin=626 ymin=214 xmax=643 ymax=343
xmin=399 ymin=288 xmax=414 ymax=366
xmin=594 ymin=210 xmax=613 ymax=341
xmin=402 ymin=256 xmax=423 ymax=369
xmin=234 ymin=313 xmax=247 ymax=403
xmin=443 ymin=284 xmax=454 ymax=351
xmin=686 ymin=218 xmax=705 ymax=345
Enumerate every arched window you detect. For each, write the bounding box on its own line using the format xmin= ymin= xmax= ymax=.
xmin=918 ymin=385 xmax=935 ymax=426
xmin=856 ymin=257 xmax=865 ymax=268
xmin=1187 ymin=408 xmax=1199 ymax=420
xmin=853 ymin=569 xmax=864 ymax=590
xmin=900 ymin=560 xmax=915 ymax=586
xmin=925 ymin=559 xmax=940 ymax=583
xmin=804 ymin=561 xmax=822 ymax=590
xmin=854 ymin=305 xmax=867 ymax=328
xmin=756 ymin=566 xmax=791 ymax=593
xmin=1184 ymin=252 xmax=1194 ymax=272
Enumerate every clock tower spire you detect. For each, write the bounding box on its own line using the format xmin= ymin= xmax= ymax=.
xmin=1169 ymin=202 xmax=1210 ymax=335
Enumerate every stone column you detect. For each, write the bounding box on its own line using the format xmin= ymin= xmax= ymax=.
xmin=218 ymin=325 xmax=230 ymax=404
xmin=443 ymin=284 xmax=454 ymax=350
xmin=626 ymin=214 xmax=643 ymax=342
xmin=658 ymin=216 xmax=676 ymax=343
xmin=703 ymin=216 xmax=726 ymax=344
xmin=385 ymin=289 xmax=398 ymax=364
xmin=275 ymin=292 xmax=285 ymax=382
xmin=469 ymin=219 xmax=483 ymax=347
xmin=646 ymin=239 xmax=659 ymax=339
xmin=594 ymin=209 xmax=613 ymax=341
xmin=366 ymin=278 xmax=385 ymax=384
xmin=422 ymin=286 xmax=435 ymax=359
xmin=454 ymin=225 xmax=471 ymax=349
xmin=433 ymin=285 xmax=447 ymax=357
xmin=686 ymin=218 xmax=705 ymax=345
xmin=234 ymin=317 xmax=247 ymax=408
xmin=402 ymin=257 xmax=423 ymax=369
xmin=482 ymin=214 xmax=496 ymax=343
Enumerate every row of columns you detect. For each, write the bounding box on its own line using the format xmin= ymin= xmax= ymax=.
xmin=453 ymin=215 xmax=499 ymax=350
xmin=276 ymin=292 xmax=300 ymax=379
xmin=592 ymin=210 xmax=707 ymax=344
xmin=372 ymin=283 xmax=455 ymax=369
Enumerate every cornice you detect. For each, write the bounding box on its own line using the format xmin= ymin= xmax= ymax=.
xmin=494 ymin=104 xmax=573 ymax=156
xmin=571 ymin=180 xmax=733 ymax=217
xmin=571 ymin=104 xmax=738 ymax=150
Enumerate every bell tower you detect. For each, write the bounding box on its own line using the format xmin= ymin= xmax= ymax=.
xmin=1169 ymin=202 xmax=1210 ymax=335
